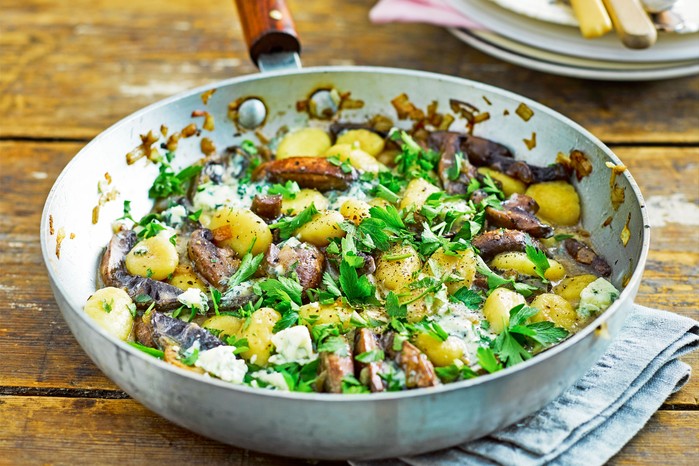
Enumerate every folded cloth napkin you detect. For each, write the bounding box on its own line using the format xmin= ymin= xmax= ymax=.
xmin=369 ymin=0 xmax=484 ymax=29
xmin=350 ymin=305 xmax=699 ymax=466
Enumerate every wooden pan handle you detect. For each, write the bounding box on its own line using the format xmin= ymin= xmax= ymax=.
xmin=234 ymin=0 xmax=301 ymax=66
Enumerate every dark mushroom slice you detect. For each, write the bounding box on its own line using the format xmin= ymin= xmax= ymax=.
xmin=486 ymin=194 xmax=553 ymax=238
xmin=133 ymin=316 xmax=156 ymax=347
xmin=251 ymin=194 xmax=283 ymax=220
xmin=461 ymin=135 xmax=570 ymax=184
xmin=267 ymin=241 xmax=325 ymax=292
xmin=564 ymin=238 xmax=612 ymax=277
xmin=253 ymin=157 xmax=357 ymax=192
xmin=187 ymin=228 xmax=240 ymax=290
xmin=100 ymin=230 xmax=182 ymax=311
xmin=386 ymin=337 xmax=439 ymax=389
xmin=151 ymin=312 xmax=223 ymax=352
xmin=354 ymin=328 xmax=386 ymax=393
xmin=318 ymin=337 xmax=355 ymax=393
xmin=471 ymin=229 xmax=534 ymax=261
xmin=428 ymin=131 xmax=478 ymax=194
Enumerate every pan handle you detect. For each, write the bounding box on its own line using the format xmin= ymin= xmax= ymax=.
xmin=233 ymin=0 xmax=301 ymax=68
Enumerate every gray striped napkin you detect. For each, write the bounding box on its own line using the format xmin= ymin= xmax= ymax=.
xmin=350 ymin=305 xmax=699 ymax=466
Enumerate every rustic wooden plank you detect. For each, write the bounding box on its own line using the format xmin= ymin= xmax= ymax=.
xmin=1 ymin=142 xmax=697 ymax=406
xmin=0 ymin=396 xmax=695 ymax=464
xmin=1 ymin=0 xmax=697 ymax=142
xmin=0 ymin=396 xmax=342 ymax=465
xmin=610 ymin=411 xmax=699 ymax=465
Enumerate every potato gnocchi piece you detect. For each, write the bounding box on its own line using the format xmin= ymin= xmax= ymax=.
xmin=477 ymin=167 xmax=527 ymax=197
xmin=413 ymin=332 xmax=466 ymax=367
xmin=234 ymin=307 xmax=280 ymax=366
xmin=281 ymin=189 xmax=329 ymax=215
xmin=84 ymin=287 xmax=134 ymax=341
xmin=125 ymin=233 xmax=179 ymax=280
xmin=483 ymin=287 xmax=526 ymax=334
xmin=530 ymin=293 xmax=577 ymax=331
xmin=426 ymin=248 xmax=476 ymax=294
xmin=335 ymin=129 xmax=386 ymax=156
xmin=340 ymin=198 xmax=372 ymax=225
xmin=526 ymin=180 xmax=581 ymax=226
xmin=400 ymin=178 xmax=440 ymax=212
xmin=208 ymin=207 xmax=272 ymax=256
xmin=298 ymin=300 xmax=353 ymax=330
xmin=375 ymin=244 xmax=422 ymax=291
xmin=325 ymin=144 xmax=384 ymax=173
xmin=169 ymin=264 xmax=208 ymax=292
xmin=295 ymin=210 xmax=346 ymax=247
xmin=276 ymin=127 xmax=331 ymax=159
xmin=202 ymin=315 xmax=244 ymax=338
xmin=552 ymin=274 xmax=598 ymax=307
xmin=490 ymin=251 xmax=566 ymax=281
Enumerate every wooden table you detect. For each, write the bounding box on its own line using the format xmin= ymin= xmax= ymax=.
xmin=2 ymin=0 xmax=697 ymax=463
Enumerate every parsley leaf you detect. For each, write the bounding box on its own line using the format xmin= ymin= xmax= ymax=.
xmin=338 ymin=260 xmax=375 ymax=304
xmin=268 ymin=180 xmax=300 ymax=199
xmin=180 ymin=346 xmax=200 ymax=366
xmin=355 ymin=349 xmax=385 ymax=363
xmin=475 ymin=256 xmax=537 ymax=297
xmin=525 ymin=240 xmax=550 ymax=282
xmin=435 ymin=362 xmax=477 ymax=383
xmin=327 ymin=155 xmax=354 ymax=174
xmin=446 ymin=152 xmax=464 ymax=181
xmin=341 ymin=375 xmax=371 ymax=394
xmin=391 ymin=130 xmax=440 ymax=183
xmin=128 ymin=342 xmax=164 ymax=359
xmin=317 ymin=336 xmax=350 ymax=356
xmin=149 ymin=162 xmax=202 ymax=199
xmin=477 ymin=347 xmax=503 ymax=373
xmin=224 ymin=335 xmax=250 ymax=355
xmin=451 ymin=287 xmax=484 ymax=310
xmin=227 ymin=252 xmax=264 ymax=288
xmin=385 ymin=291 xmax=407 ymax=319
xmin=270 ymin=203 xmax=318 ymax=240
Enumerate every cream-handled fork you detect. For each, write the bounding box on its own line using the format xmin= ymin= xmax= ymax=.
xmin=602 ymin=0 xmax=658 ymax=48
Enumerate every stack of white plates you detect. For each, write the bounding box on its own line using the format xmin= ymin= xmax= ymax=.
xmin=447 ymin=0 xmax=699 ymax=80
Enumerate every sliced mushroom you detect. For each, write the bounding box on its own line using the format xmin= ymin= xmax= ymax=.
xmin=318 ymin=337 xmax=354 ymax=393
xmin=429 ymin=131 xmax=478 ymax=194
xmin=461 ymin=135 xmax=570 ymax=184
xmin=151 ymin=312 xmax=223 ymax=352
xmin=100 ymin=230 xmax=182 ymax=310
xmin=253 ymin=156 xmax=357 ymax=191
xmin=471 ymin=229 xmax=533 ymax=261
xmin=266 ymin=241 xmax=325 ymax=292
xmin=133 ymin=316 xmax=156 ymax=347
xmin=486 ymin=194 xmax=553 ymax=238
xmin=354 ymin=328 xmax=386 ymax=393
xmin=187 ymin=228 xmax=240 ymax=290
xmin=251 ymin=194 xmax=283 ymax=220
xmin=564 ymin=238 xmax=612 ymax=277
xmin=390 ymin=338 xmax=439 ymax=389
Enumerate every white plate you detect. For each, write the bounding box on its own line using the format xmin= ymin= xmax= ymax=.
xmin=447 ymin=0 xmax=699 ymax=63
xmin=450 ymin=27 xmax=699 ymax=80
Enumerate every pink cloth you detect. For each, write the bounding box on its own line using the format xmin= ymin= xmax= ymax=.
xmin=369 ymin=0 xmax=484 ymax=29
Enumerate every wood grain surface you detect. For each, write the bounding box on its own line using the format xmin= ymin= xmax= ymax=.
xmin=1 ymin=0 xmax=697 ymax=464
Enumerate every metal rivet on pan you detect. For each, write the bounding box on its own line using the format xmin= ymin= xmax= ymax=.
xmin=269 ymin=9 xmax=283 ymax=20
xmin=309 ymin=89 xmax=338 ymax=119
xmin=238 ymin=98 xmax=267 ymax=129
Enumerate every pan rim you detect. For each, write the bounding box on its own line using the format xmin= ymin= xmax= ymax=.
xmin=40 ymin=65 xmax=651 ymax=402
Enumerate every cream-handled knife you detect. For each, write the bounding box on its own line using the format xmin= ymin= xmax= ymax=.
xmin=603 ymin=0 xmax=658 ymax=48
xmin=570 ymin=0 xmax=613 ymax=38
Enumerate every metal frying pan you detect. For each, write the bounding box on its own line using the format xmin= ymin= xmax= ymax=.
xmin=40 ymin=0 xmax=649 ymax=460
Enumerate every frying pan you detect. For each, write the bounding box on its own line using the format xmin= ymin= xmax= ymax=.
xmin=40 ymin=0 xmax=650 ymax=460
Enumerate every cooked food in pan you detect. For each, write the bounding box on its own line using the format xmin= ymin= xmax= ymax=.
xmin=86 ymin=119 xmax=619 ymax=393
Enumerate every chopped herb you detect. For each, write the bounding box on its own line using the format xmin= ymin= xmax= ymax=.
xmin=134 ymin=294 xmax=152 ymax=304
xmin=225 ymin=335 xmax=250 ymax=355
xmin=137 ymin=218 xmax=166 ymax=239
xmin=241 ymin=139 xmax=258 ymax=155
xmin=146 ymin=268 xmax=153 ymax=278
xmin=525 ymin=239 xmax=550 ymax=282
xmin=435 ymin=362 xmax=477 ymax=383
xmin=270 ymin=203 xmax=319 ymax=240
xmin=338 ymin=260 xmax=375 ymax=304
xmin=117 ymin=200 xmax=134 ymax=222
xmin=379 ymin=365 xmax=406 ymax=391
xmin=180 ymin=346 xmax=200 ymax=366
xmin=481 ymin=173 xmax=505 ymax=200
xmin=383 ymin=252 xmax=413 ymax=261
xmin=327 ymin=155 xmax=354 ymax=174
xmin=446 ymin=152 xmax=464 ymax=181
xmin=385 ymin=291 xmax=407 ymax=319
xmin=209 ymin=286 xmax=221 ymax=316
xmin=417 ymin=320 xmax=449 ymax=342
xmin=355 ymin=349 xmax=385 ymax=363
xmin=169 ymin=234 xmax=177 ymax=247
xmin=101 ymin=298 xmax=114 ymax=313
xmin=554 ymin=233 xmax=574 ymax=241
xmin=317 ymin=335 xmax=350 ymax=355
xmin=477 ymin=347 xmax=502 ymax=373
xmin=451 ymin=287 xmax=484 ymax=310
xmin=188 ymin=209 xmax=203 ymax=222
xmin=341 ymin=375 xmax=371 ymax=394
xmin=373 ymin=184 xmax=401 ymax=204
xmin=126 ymin=303 xmax=138 ymax=318
xmin=227 ymin=251 xmax=264 ymax=288
xmin=391 ymin=130 xmax=440 ymax=183
xmin=148 ymin=162 xmax=202 ymax=199
xmin=128 ymin=342 xmax=164 ymax=359
xmin=268 ymin=180 xmax=301 ymax=199
xmin=475 ymin=256 xmax=537 ymax=297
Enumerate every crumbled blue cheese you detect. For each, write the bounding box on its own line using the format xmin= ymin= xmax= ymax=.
xmin=251 ymin=370 xmax=290 ymax=391
xmin=162 ymin=204 xmax=188 ymax=227
xmin=327 ymin=181 xmax=373 ymax=210
xmin=269 ymin=325 xmax=318 ymax=365
xmin=177 ymin=288 xmax=209 ymax=314
xmin=578 ymin=278 xmax=619 ymax=319
xmin=193 ymin=180 xmax=268 ymax=214
xmin=195 ymin=346 xmax=247 ymax=384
